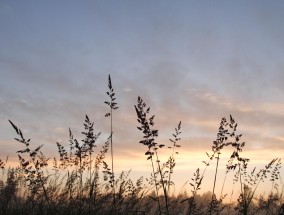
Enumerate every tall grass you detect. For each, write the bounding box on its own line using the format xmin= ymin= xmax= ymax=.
xmin=1 ymin=75 xmax=282 ymax=215
xmin=105 ymin=74 xmax=119 ymax=214
xmin=134 ymin=96 xmax=182 ymax=215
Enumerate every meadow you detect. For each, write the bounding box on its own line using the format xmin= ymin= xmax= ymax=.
xmin=0 ymin=75 xmax=282 ymax=215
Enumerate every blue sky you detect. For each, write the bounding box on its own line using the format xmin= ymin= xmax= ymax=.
xmin=1 ymin=0 xmax=284 ymax=196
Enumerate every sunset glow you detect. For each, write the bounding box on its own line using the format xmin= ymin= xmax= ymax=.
xmin=1 ymin=1 xmax=284 ymax=213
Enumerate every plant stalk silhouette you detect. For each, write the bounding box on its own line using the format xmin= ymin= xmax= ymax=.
xmin=167 ymin=121 xmax=182 ymax=196
xmin=135 ymin=96 xmax=173 ymax=215
xmin=9 ymin=120 xmax=51 ymax=214
xmin=105 ymin=74 xmax=119 ymax=214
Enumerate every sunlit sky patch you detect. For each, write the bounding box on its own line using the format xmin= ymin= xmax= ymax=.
xmin=1 ymin=0 xmax=284 ymax=196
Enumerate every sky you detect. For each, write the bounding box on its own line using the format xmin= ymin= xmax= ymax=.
xmin=1 ymin=0 xmax=284 ymax=199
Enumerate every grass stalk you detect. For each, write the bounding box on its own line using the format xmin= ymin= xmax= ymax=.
xmin=105 ymin=74 xmax=119 ymax=214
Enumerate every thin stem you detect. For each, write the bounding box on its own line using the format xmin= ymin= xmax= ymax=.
xmin=155 ymin=150 xmax=169 ymax=215
xmin=168 ymin=144 xmax=175 ymax=196
xmin=220 ymin=171 xmax=227 ymax=198
xmin=89 ymin=151 xmax=92 ymax=214
xmin=229 ymin=182 xmax=235 ymax=204
xmin=210 ymin=152 xmax=220 ymax=215
xmin=105 ymin=75 xmax=118 ymax=214
xmin=110 ymin=108 xmax=116 ymax=214
xmin=150 ymin=156 xmax=162 ymax=215
xmin=238 ymin=162 xmax=244 ymax=197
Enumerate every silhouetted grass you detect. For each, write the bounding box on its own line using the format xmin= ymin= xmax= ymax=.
xmin=1 ymin=75 xmax=282 ymax=215
xmin=105 ymin=74 xmax=119 ymax=214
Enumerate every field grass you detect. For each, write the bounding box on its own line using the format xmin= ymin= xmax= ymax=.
xmin=0 ymin=75 xmax=283 ymax=215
